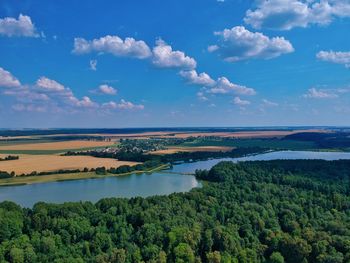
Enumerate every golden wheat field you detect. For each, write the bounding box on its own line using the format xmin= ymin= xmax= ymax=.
xmin=0 ymin=140 xmax=114 ymax=151
xmin=0 ymin=154 xmax=138 ymax=174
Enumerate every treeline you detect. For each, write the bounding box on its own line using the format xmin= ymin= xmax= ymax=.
xmin=0 ymin=161 xmax=163 ymax=179
xmin=284 ymin=132 xmax=350 ymax=149
xmin=1 ymin=159 xmax=350 ymax=262
xmin=64 ymin=147 xmax=268 ymax=163
xmin=94 ymin=160 xmax=163 ymax=175
xmin=0 ymin=155 xmax=19 ymax=161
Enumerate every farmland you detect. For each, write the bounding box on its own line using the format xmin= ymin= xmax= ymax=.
xmin=0 ymin=154 xmax=138 ymax=175
xmin=151 ymin=146 xmax=234 ymax=155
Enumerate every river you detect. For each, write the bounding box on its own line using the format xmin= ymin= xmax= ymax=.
xmin=1 ymin=150 xmax=350 ymax=207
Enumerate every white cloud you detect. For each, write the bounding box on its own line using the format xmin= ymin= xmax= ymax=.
xmin=0 ymin=67 xmax=21 ymax=88
xmin=262 ymin=99 xmax=278 ymax=106
xmin=0 ymin=14 xmax=38 ymax=37
xmin=303 ymin=88 xmax=338 ymax=98
xmin=209 ymin=77 xmax=256 ymax=95
xmin=316 ymin=50 xmax=350 ymax=68
xmin=36 ymin=77 xmax=66 ymax=92
xmin=179 ymin=70 xmax=215 ymax=87
xmin=152 ymin=39 xmax=197 ymax=69
xmin=197 ymin=91 xmax=209 ymax=101
xmin=209 ymin=26 xmax=294 ymax=62
xmin=35 ymin=77 xmax=98 ymax=108
xmin=0 ymin=72 xmax=107 ymax=112
xmin=73 ymin=35 xmax=152 ymax=59
xmin=90 ymin=59 xmax=97 ymax=71
xmin=75 ymin=96 xmax=97 ymax=108
xmin=98 ymin=84 xmax=117 ymax=95
xmin=244 ymin=0 xmax=350 ymax=30
xmin=102 ymin=99 xmax=144 ymax=110
xmin=15 ymin=91 xmax=49 ymax=103
xmin=233 ymin=97 xmax=251 ymax=106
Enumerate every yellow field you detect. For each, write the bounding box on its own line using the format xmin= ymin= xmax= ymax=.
xmin=151 ymin=146 xmax=234 ymax=155
xmin=0 ymin=154 xmax=138 ymax=174
xmin=0 ymin=140 xmax=114 ymax=151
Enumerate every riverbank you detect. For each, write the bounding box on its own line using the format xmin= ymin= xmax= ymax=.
xmin=0 ymin=163 xmax=170 ymax=186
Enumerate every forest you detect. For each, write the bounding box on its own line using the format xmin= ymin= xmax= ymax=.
xmin=0 ymin=159 xmax=350 ymax=263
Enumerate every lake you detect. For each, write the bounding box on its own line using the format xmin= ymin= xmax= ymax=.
xmin=1 ymin=150 xmax=350 ymax=207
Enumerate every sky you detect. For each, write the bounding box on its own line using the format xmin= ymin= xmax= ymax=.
xmin=0 ymin=0 xmax=350 ymax=128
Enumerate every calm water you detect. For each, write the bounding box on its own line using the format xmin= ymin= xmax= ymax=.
xmin=0 ymin=172 xmax=200 ymax=207
xmin=171 ymin=150 xmax=350 ymax=173
xmin=1 ymin=150 xmax=350 ymax=207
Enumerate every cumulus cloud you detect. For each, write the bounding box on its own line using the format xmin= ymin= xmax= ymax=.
xmin=0 ymin=67 xmax=21 ymax=88
xmin=0 ymin=71 xmax=119 ymax=112
xmin=35 ymin=77 xmax=100 ymax=108
xmin=152 ymin=39 xmax=197 ymax=69
xmin=73 ymin=35 xmax=152 ymax=59
xmin=71 ymin=36 xmax=254 ymax=102
xmin=36 ymin=77 xmax=66 ymax=92
xmin=316 ymin=50 xmax=350 ymax=68
xmin=0 ymin=14 xmax=38 ymax=37
xmin=179 ymin=70 xmax=215 ymax=87
xmin=244 ymin=0 xmax=350 ymax=30
xmin=209 ymin=77 xmax=256 ymax=95
xmin=102 ymin=99 xmax=144 ymax=110
xmin=75 ymin=96 xmax=97 ymax=108
xmin=97 ymin=84 xmax=117 ymax=95
xmin=209 ymin=26 xmax=294 ymax=62
xmin=89 ymin=59 xmax=97 ymax=71
xmin=303 ymin=88 xmax=338 ymax=98
xmin=233 ymin=97 xmax=251 ymax=106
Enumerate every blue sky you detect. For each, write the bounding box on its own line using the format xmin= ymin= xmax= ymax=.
xmin=0 ymin=0 xmax=350 ymax=128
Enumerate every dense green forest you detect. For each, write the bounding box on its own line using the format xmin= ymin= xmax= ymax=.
xmin=1 ymin=160 xmax=350 ymax=262
xmin=284 ymin=132 xmax=350 ymax=149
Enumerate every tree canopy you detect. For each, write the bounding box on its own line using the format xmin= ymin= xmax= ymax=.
xmin=0 ymin=159 xmax=350 ymax=262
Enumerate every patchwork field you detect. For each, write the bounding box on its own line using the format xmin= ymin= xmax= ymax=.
xmin=14 ymin=129 xmax=325 ymax=140
xmin=0 ymin=154 xmax=138 ymax=174
xmin=151 ymin=146 xmax=234 ymax=155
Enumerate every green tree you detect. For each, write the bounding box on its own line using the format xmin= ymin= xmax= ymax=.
xmin=269 ymin=252 xmax=285 ymax=263
xmin=174 ymin=243 xmax=195 ymax=263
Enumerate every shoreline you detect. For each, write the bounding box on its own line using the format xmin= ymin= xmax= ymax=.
xmin=0 ymin=163 xmax=170 ymax=187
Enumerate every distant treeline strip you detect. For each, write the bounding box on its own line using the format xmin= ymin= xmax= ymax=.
xmin=63 ymin=147 xmax=268 ymax=163
xmin=0 ymin=155 xmax=19 ymax=161
xmin=285 ymin=131 xmax=350 ymax=149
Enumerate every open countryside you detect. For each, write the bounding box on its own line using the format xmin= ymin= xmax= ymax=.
xmin=1 ymin=1 xmax=350 ymax=262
